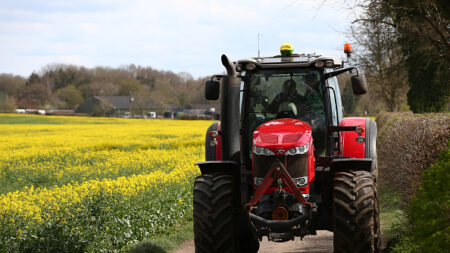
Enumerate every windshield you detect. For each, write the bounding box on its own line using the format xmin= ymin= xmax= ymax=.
xmin=244 ymin=69 xmax=327 ymax=156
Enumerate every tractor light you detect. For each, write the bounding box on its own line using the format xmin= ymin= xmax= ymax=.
xmin=254 ymin=177 xmax=264 ymax=186
xmin=253 ymin=146 xmax=275 ymax=156
xmin=280 ymin=43 xmax=294 ymax=56
xmin=344 ymin=43 xmax=353 ymax=58
xmin=286 ymin=143 xmax=309 ymax=155
xmin=209 ymin=131 xmax=219 ymax=138
xmin=344 ymin=43 xmax=353 ymax=54
xmin=246 ymin=63 xmax=256 ymax=70
xmin=325 ymin=60 xmax=334 ymax=68
xmin=293 ymin=176 xmax=308 ymax=187
xmin=314 ymin=61 xmax=324 ymax=68
xmin=236 ymin=64 xmax=243 ymax=72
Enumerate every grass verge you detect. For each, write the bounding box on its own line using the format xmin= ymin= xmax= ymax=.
xmin=378 ymin=187 xmax=408 ymax=250
xmin=121 ymin=219 xmax=194 ymax=253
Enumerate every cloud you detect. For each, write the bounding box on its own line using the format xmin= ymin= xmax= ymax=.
xmin=0 ymin=0 xmax=359 ymax=77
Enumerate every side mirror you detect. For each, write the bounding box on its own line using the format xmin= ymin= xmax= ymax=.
xmin=205 ymin=80 xmax=220 ymax=100
xmin=351 ymin=75 xmax=367 ymax=95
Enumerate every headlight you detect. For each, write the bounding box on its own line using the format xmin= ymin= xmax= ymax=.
xmin=286 ymin=143 xmax=309 ymax=155
xmin=254 ymin=177 xmax=264 ymax=186
xmin=253 ymin=146 xmax=275 ymax=156
xmin=293 ymin=176 xmax=308 ymax=186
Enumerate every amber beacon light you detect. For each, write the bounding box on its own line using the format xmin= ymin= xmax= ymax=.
xmin=344 ymin=43 xmax=353 ymax=57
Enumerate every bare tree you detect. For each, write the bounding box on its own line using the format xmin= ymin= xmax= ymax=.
xmin=350 ymin=1 xmax=409 ymax=111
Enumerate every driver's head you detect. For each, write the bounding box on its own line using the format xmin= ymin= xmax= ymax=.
xmin=283 ymin=79 xmax=296 ymax=94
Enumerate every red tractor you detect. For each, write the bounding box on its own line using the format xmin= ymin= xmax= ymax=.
xmin=194 ymin=43 xmax=380 ymax=253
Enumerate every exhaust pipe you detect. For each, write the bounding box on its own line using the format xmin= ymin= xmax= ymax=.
xmin=221 ymin=54 xmax=236 ymax=77
xmin=220 ymin=54 xmax=240 ymax=161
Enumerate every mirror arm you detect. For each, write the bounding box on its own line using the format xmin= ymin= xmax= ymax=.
xmin=211 ymin=74 xmax=226 ymax=81
xmin=321 ymin=67 xmax=358 ymax=82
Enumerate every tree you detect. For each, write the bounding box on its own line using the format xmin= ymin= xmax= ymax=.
xmin=118 ymin=79 xmax=142 ymax=96
xmin=350 ymin=1 xmax=409 ymax=112
xmin=22 ymin=82 xmax=50 ymax=108
xmin=341 ymin=80 xmax=360 ymax=114
xmin=26 ymin=72 xmax=41 ymax=86
xmin=351 ymin=0 xmax=449 ymax=112
xmin=387 ymin=0 xmax=450 ymax=112
xmin=0 ymin=74 xmax=26 ymax=98
xmin=0 ymin=92 xmax=16 ymax=112
xmin=54 ymin=85 xmax=84 ymax=109
xmin=79 ymin=82 xmax=119 ymax=98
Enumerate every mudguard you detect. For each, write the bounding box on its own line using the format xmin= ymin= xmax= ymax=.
xmin=196 ymin=160 xmax=239 ymax=175
xmin=205 ymin=122 xmax=222 ymax=161
xmin=339 ymin=117 xmax=377 ymax=172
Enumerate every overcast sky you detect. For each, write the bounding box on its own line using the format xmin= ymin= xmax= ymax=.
xmin=0 ymin=0 xmax=359 ymax=78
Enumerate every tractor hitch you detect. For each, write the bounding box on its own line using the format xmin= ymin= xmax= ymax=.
xmin=245 ymin=160 xmax=312 ymax=210
xmin=249 ymin=212 xmax=310 ymax=233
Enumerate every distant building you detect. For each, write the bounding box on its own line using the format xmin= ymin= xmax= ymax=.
xmin=183 ymin=104 xmax=220 ymax=120
xmin=76 ymin=96 xmax=220 ymax=119
xmin=75 ymin=96 xmax=161 ymax=117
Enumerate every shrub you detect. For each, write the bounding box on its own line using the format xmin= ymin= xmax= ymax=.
xmin=393 ymin=145 xmax=450 ymax=252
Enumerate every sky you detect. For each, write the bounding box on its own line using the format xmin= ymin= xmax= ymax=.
xmin=0 ymin=0 xmax=360 ymax=78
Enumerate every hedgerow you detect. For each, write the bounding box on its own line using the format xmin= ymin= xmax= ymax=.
xmin=392 ymin=145 xmax=450 ymax=253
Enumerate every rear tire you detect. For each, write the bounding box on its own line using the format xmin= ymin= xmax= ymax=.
xmin=193 ymin=174 xmax=259 ymax=253
xmin=332 ymin=171 xmax=380 ymax=253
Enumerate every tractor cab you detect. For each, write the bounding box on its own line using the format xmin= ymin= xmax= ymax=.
xmin=238 ymin=50 xmax=339 ymax=159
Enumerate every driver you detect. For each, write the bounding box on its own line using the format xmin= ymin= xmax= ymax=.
xmin=263 ymin=79 xmax=308 ymax=116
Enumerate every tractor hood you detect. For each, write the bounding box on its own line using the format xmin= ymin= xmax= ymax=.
xmin=253 ymin=118 xmax=312 ymax=156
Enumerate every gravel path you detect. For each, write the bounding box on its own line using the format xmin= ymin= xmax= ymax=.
xmin=171 ymin=231 xmax=333 ymax=253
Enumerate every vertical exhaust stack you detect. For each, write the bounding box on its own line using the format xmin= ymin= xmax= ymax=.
xmin=220 ymin=55 xmax=241 ymax=162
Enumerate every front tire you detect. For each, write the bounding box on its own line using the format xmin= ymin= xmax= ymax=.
xmin=193 ymin=174 xmax=259 ymax=253
xmin=332 ymin=171 xmax=380 ymax=253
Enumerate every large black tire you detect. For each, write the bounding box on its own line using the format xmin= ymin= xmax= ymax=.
xmin=205 ymin=123 xmax=219 ymax=161
xmin=333 ymin=171 xmax=380 ymax=253
xmin=193 ymin=174 xmax=259 ymax=253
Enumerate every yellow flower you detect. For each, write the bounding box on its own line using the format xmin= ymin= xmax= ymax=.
xmin=0 ymin=114 xmax=212 ymax=240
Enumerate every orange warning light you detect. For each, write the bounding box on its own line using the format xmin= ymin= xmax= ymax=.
xmin=344 ymin=43 xmax=353 ymax=54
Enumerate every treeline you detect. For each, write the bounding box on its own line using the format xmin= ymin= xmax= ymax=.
xmin=348 ymin=0 xmax=449 ymax=114
xmin=0 ymin=64 xmax=210 ymax=112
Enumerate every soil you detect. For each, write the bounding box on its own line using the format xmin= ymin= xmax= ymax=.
xmin=171 ymin=231 xmax=333 ymax=253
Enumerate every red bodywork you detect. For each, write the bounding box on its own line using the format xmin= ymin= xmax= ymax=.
xmin=215 ymin=123 xmax=222 ymax=160
xmin=339 ymin=117 xmax=366 ymax=158
xmin=252 ymin=118 xmax=315 ymax=194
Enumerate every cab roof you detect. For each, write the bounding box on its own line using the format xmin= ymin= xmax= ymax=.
xmin=236 ymin=53 xmax=343 ymax=70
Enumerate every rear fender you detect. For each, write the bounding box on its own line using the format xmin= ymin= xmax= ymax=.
xmin=330 ymin=158 xmax=373 ymax=172
xmin=339 ymin=118 xmax=377 ymax=171
xmin=196 ymin=160 xmax=238 ymax=175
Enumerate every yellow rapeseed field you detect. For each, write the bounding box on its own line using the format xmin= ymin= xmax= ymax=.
xmin=0 ymin=113 xmax=212 ymax=252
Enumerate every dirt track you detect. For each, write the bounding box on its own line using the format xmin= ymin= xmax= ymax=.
xmin=171 ymin=231 xmax=333 ymax=253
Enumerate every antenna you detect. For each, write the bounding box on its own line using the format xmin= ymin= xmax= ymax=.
xmin=258 ymin=33 xmax=260 ymax=58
